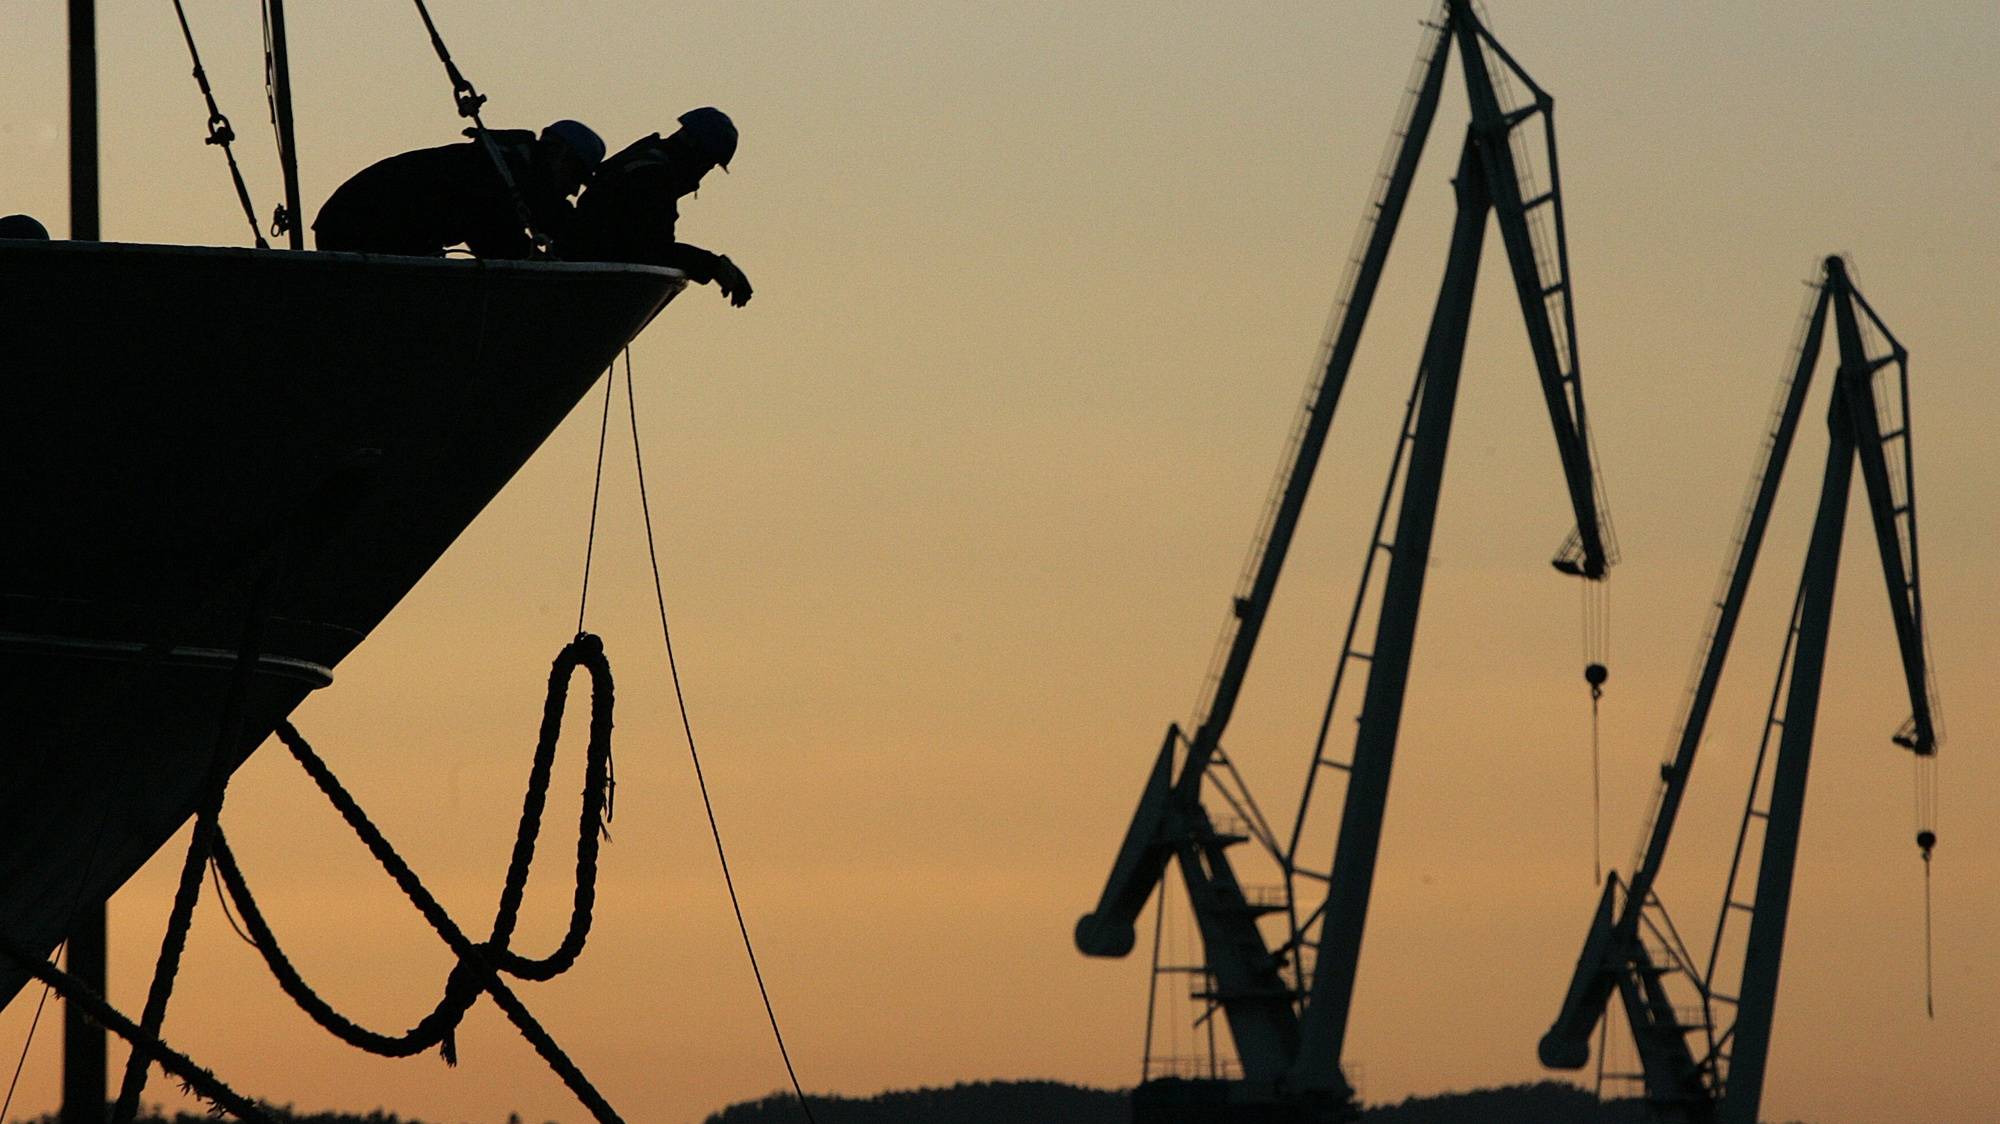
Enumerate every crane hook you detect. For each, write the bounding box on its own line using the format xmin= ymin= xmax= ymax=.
xmin=1584 ymin=661 xmax=1607 ymax=701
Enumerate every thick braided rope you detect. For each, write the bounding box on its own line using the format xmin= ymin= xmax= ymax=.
xmin=0 ymin=938 xmax=273 ymax=1121
xmin=220 ymin=741 xmax=620 ymax=1121
xmin=114 ymin=606 xmax=273 ymax=1121
xmin=205 ymin=635 xmax=612 ymax=1054
xmin=487 ymin=633 xmax=617 ymax=981
xmin=110 ymin=798 xmax=226 ymax=1122
xmin=214 ymin=634 xmax=621 ymax=1118
xmin=209 ymin=831 xmax=473 ymax=1057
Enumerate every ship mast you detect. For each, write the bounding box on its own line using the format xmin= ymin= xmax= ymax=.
xmin=265 ymin=0 xmax=306 ymax=250
xmin=64 ymin=1 xmax=108 ymax=1118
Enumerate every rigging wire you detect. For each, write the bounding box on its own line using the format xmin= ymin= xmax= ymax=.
xmin=210 ymin=854 xmax=258 ymax=949
xmin=257 ymin=0 xmax=294 ymax=239
xmin=0 ymin=944 xmax=58 ymax=1123
xmin=620 ymin=348 xmax=817 ymax=1123
xmin=408 ymin=0 xmax=546 ymax=253
xmin=167 ymin=0 xmax=268 ymax=247
xmin=577 ymin=368 xmax=618 ymax=634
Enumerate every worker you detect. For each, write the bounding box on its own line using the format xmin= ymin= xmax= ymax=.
xmin=564 ymin=107 xmax=753 ymax=306
xmin=313 ymin=119 xmax=605 ymax=258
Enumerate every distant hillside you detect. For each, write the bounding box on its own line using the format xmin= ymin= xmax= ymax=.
xmin=706 ymin=1080 xmax=1127 ymax=1124
xmin=1365 ymin=1081 xmax=1654 ymax=1122
xmin=703 ymin=1079 xmax=1675 ymax=1123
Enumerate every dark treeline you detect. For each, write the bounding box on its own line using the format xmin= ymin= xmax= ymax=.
xmin=706 ymin=1080 xmax=1128 ymax=1124
xmin=13 ymin=1109 xmax=443 ymax=1124
xmin=1365 ymin=1081 xmax=1653 ymax=1122
xmin=704 ymin=1079 xmax=1682 ymax=1123
xmin=10 ymin=1080 xmax=1811 ymax=1123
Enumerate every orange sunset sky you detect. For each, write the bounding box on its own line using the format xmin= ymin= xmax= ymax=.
xmin=5 ymin=2 xmax=1999 ymax=1122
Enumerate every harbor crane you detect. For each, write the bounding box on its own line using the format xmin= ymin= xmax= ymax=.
xmin=1538 ymin=256 xmax=1941 ymax=1124
xmin=1076 ymin=3 xmax=1614 ymax=1118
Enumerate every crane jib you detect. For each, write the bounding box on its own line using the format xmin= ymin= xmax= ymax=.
xmin=1076 ymin=2 xmax=1624 ymax=1114
xmin=1538 ymin=256 xmax=1942 ymax=1124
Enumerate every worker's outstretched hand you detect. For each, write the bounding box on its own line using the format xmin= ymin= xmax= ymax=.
xmin=714 ymin=255 xmax=753 ymax=307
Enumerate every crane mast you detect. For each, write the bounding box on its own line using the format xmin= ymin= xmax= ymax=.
xmin=1539 ymin=256 xmax=1940 ymax=1124
xmin=1076 ymin=4 xmax=1614 ymax=1117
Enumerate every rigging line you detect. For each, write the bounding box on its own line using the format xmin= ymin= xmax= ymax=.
xmin=210 ymin=854 xmax=257 ymax=949
xmin=408 ymin=0 xmax=546 ymax=252
xmin=167 ymin=0 xmax=268 ymax=248
xmin=577 ymin=367 xmax=618 ymax=634
xmin=14 ymin=759 xmax=124 ymax=1121
xmin=620 ymin=348 xmax=818 ymax=1124
xmin=0 ymin=943 xmax=58 ymax=1123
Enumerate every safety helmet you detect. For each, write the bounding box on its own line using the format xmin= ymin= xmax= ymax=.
xmin=0 ymin=214 xmax=50 ymax=240
xmin=541 ymin=119 xmax=607 ymax=168
xmin=674 ymin=107 xmax=737 ymax=172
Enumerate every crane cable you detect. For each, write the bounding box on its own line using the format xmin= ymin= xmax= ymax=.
xmin=618 ymin=347 xmax=819 ymax=1124
xmin=1581 ymin=578 xmax=1609 ymax=884
xmin=1922 ymin=843 xmax=1934 ymax=1018
xmin=167 ymin=0 xmax=269 ymax=248
xmin=1916 ymin=751 xmax=1938 ymax=1018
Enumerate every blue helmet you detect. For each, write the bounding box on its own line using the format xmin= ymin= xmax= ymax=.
xmin=541 ymin=119 xmax=606 ymax=168
xmin=675 ymin=107 xmax=737 ymax=171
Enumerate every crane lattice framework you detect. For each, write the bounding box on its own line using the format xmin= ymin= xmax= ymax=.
xmin=1076 ymin=2 xmax=1614 ymax=1119
xmin=1539 ymin=255 xmax=1941 ymax=1124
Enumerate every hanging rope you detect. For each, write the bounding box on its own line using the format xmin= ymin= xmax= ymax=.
xmin=577 ymin=368 xmax=618 ymax=633
xmin=168 ymin=0 xmax=269 ymax=248
xmin=620 ymin=348 xmax=818 ymax=1123
xmin=409 ymin=0 xmax=547 ymax=253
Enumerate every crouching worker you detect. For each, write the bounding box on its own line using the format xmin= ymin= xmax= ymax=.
xmin=565 ymin=107 xmax=753 ymax=307
xmin=313 ymin=119 xmax=605 ymax=258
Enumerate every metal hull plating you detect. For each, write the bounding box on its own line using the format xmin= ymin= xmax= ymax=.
xmin=0 ymin=239 xmax=683 ymax=1006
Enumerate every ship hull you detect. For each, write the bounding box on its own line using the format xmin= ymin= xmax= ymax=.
xmin=0 ymin=240 xmax=684 ymax=1006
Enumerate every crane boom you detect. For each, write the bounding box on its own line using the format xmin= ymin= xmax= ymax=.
xmin=1078 ymin=3 xmax=1618 ymax=1115
xmin=1540 ymin=257 xmax=1941 ymax=1124
xmin=1073 ymin=0 xmax=1453 ymax=969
